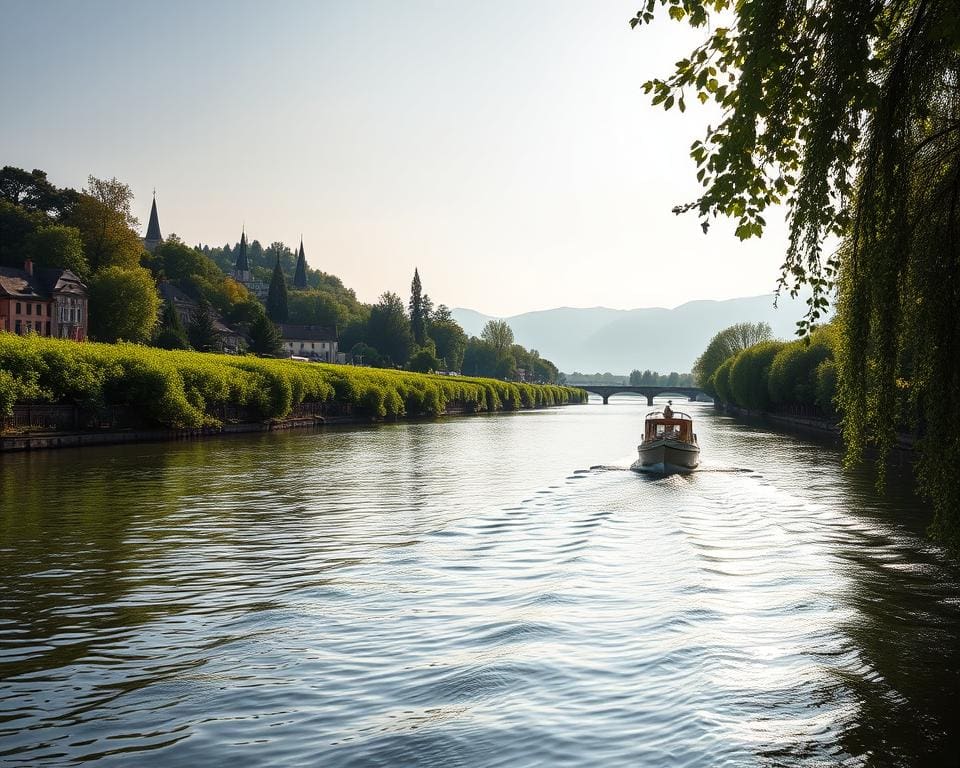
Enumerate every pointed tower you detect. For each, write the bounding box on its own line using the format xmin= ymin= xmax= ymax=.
xmin=293 ymin=237 xmax=308 ymax=290
xmin=233 ymin=229 xmax=251 ymax=283
xmin=143 ymin=192 xmax=163 ymax=254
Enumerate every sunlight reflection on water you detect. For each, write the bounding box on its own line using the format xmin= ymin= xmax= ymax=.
xmin=1 ymin=400 xmax=958 ymax=766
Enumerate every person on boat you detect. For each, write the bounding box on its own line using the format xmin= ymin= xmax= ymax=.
xmin=663 ymin=401 xmax=674 ymax=419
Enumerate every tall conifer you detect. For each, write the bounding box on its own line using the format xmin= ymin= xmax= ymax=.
xmin=266 ymin=251 xmax=288 ymax=324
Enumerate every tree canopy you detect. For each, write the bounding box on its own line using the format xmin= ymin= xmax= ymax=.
xmin=635 ymin=0 xmax=960 ymax=547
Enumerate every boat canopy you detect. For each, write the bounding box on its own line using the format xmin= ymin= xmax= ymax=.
xmin=643 ymin=410 xmax=695 ymax=442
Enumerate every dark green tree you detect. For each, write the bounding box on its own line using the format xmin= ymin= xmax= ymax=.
xmin=188 ymin=300 xmax=220 ymax=352
xmin=266 ymin=251 xmax=289 ymax=324
xmin=153 ymin=300 xmax=190 ymax=350
xmin=428 ymin=305 xmax=467 ymax=371
xmin=367 ymin=291 xmax=413 ymax=366
xmin=409 ymin=268 xmax=427 ymax=346
xmin=249 ymin=314 xmax=283 ymax=356
xmin=23 ymin=225 xmax=89 ymax=277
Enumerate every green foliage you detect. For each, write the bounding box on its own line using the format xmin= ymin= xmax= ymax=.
xmin=710 ymin=356 xmax=734 ymax=404
xmin=409 ymin=268 xmax=427 ymax=346
xmin=367 ymin=292 xmax=413 ymax=366
xmin=481 ymin=319 xmax=514 ymax=355
xmin=153 ymin=301 xmax=190 ymax=350
xmin=266 ymin=255 xmax=289 ymax=323
xmin=87 ymin=266 xmax=160 ymax=343
xmin=68 ymin=177 xmax=143 ymax=273
xmin=0 ymin=335 xmax=586 ymax=430
xmin=767 ymin=327 xmax=836 ymax=406
xmin=635 ymin=0 xmax=960 ymax=547
xmin=429 ymin=309 xmax=467 ymax=371
xmin=409 ymin=344 xmax=440 ymax=374
xmin=728 ymin=341 xmax=785 ymax=411
xmin=23 ymin=225 xmax=88 ymax=277
xmin=248 ymin=315 xmax=283 ymax=357
xmin=187 ymin=300 xmax=221 ymax=352
xmin=693 ymin=322 xmax=772 ymax=393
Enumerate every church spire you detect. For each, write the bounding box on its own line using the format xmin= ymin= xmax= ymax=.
xmin=293 ymin=236 xmax=308 ymax=290
xmin=143 ymin=192 xmax=163 ymax=253
xmin=234 ymin=228 xmax=250 ymax=274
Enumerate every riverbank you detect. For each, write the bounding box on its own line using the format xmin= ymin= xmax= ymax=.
xmin=0 ymin=401 xmax=575 ymax=453
xmin=0 ymin=335 xmax=586 ymax=452
xmin=715 ymin=401 xmax=917 ymax=461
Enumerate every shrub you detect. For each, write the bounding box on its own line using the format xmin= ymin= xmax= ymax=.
xmin=728 ymin=340 xmax=786 ymax=410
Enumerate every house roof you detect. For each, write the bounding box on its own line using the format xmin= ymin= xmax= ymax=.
xmin=0 ymin=266 xmax=50 ymax=300
xmin=280 ymin=324 xmax=337 ymax=341
xmin=38 ymin=268 xmax=86 ymax=296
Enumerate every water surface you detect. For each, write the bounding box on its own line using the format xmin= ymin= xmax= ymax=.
xmin=1 ymin=400 xmax=958 ymax=766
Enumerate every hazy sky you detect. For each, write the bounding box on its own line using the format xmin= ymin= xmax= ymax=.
xmin=1 ymin=0 xmax=790 ymax=316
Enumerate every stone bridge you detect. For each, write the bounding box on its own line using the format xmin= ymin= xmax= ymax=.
xmin=579 ymin=385 xmax=710 ymax=405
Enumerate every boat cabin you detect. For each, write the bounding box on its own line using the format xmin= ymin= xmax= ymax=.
xmin=643 ymin=410 xmax=695 ymax=443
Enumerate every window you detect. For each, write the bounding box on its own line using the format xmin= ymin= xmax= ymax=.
xmin=15 ymin=320 xmax=21 ymax=334
xmin=45 ymin=321 xmax=51 ymax=336
xmin=25 ymin=303 xmax=31 ymax=315
xmin=47 ymin=304 xmax=51 ymax=317
xmin=311 ymin=343 xmax=315 ymax=349
xmin=15 ymin=302 xmax=21 ymax=314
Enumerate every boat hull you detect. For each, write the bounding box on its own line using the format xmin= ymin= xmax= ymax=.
xmin=634 ymin=438 xmax=700 ymax=473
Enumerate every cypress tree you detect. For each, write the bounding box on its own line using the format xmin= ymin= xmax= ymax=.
xmin=188 ymin=300 xmax=220 ymax=352
xmin=266 ymin=251 xmax=288 ymax=324
xmin=409 ymin=268 xmax=426 ymax=346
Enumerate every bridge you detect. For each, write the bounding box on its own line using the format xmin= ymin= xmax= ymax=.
xmin=578 ymin=385 xmax=710 ymax=405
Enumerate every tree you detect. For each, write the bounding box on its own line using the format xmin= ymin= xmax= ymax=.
xmin=634 ymin=0 xmax=960 ymax=546
xmin=23 ymin=225 xmax=88 ymax=277
xmin=693 ymin=322 xmax=772 ymax=393
xmin=153 ymin=301 xmax=190 ymax=350
xmin=462 ymin=338 xmax=499 ymax=377
xmin=266 ymin=252 xmax=289 ymax=323
xmin=0 ymin=166 xmax=76 ymax=218
xmin=248 ymin=314 xmax=283 ymax=356
xmin=481 ymin=319 xmax=514 ymax=356
xmin=629 ymin=369 xmax=642 ymax=385
xmin=728 ymin=341 xmax=786 ymax=411
xmin=429 ymin=305 xmax=467 ymax=371
xmin=409 ymin=345 xmax=441 ymax=373
xmin=68 ymin=177 xmax=143 ymax=273
xmin=367 ymin=291 xmax=413 ymax=366
xmin=87 ymin=266 xmax=160 ymax=343
xmin=188 ymin=300 xmax=220 ymax=352
xmin=409 ymin=268 xmax=427 ymax=346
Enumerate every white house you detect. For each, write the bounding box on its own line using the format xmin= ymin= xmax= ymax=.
xmin=279 ymin=324 xmax=338 ymax=362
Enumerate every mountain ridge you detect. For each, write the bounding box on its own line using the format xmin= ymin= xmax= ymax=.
xmin=452 ymin=293 xmax=814 ymax=374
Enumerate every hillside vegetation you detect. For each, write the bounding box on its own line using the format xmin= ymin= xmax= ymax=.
xmin=0 ymin=335 xmax=585 ymax=429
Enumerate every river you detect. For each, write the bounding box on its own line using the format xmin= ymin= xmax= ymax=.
xmin=1 ymin=399 xmax=958 ymax=767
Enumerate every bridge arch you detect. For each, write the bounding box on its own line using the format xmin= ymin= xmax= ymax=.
xmin=579 ymin=385 xmax=709 ymax=405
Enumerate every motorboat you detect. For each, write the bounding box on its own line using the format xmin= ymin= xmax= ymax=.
xmin=632 ymin=407 xmax=700 ymax=473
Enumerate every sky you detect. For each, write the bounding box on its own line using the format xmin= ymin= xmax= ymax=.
xmin=1 ymin=0 xmax=791 ymax=316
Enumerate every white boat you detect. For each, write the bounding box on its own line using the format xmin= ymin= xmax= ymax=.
xmin=632 ymin=407 xmax=700 ymax=473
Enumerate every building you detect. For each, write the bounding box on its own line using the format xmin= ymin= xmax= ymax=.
xmin=158 ymin=282 xmax=245 ymax=353
xmin=279 ymin=324 xmax=338 ymax=362
xmin=143 ymin=193 xmax=163 ymax=254
xmin=0 ymin=260 xmax=88 ymax=339
xmin=231 ymin=230 xmax=269 ymax=300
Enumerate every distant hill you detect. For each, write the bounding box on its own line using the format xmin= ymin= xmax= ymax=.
xmin=452 ymin=293 xmax=816 ymax=374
